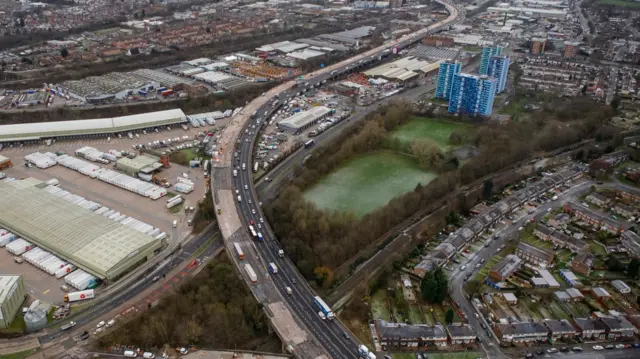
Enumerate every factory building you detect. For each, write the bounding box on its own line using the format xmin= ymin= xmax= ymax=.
xmin=0 ymin=276 xmax=26 ymax=329
xmin=278 ymin=106 xmax=333 ymax=134
xmin=363 ymin=56 xmax=442 ymax=83
xmin=448 ymin=73 xmax=497 ymax=117
xmin=0 ymin=109 xmax=186 ymax=143
xmin=62 ymin=72 xmax=157 ymax=104
xmin=487 ymin=56 xmax=510 ymax=94
xmin=0 ymin=180 xmax=164 ymax=282
xmin=435 ymin=60 xmax=462 ymax=100
xmin=116 ymin=154 xmax=163 ymax=178
xmin=479 ymin=46 xmax=503 ymax=75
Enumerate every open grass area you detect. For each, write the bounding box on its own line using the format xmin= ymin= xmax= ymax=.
xmin=371 ymin=290 xmax=391 ymax=321
xmin=391 ymin=117 xmax=471 ymax=149
xmin=0 ymin=348 xmax=41 ymax=359
xmin=590 ymin=242 xmax=608 ymax=256
xmin=598 ymin=0 xmax=640 ymax=7
xmin=304 ymin=151 xmax=437 ymax=217
xmin=0 ymin=315 xmax=25 ymax=335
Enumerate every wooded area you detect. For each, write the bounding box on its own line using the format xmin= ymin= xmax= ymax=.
xmin=266 ymin=97 xmax=615 ymax=289
xmin=95 ymin=257 xmax=273 ymax=349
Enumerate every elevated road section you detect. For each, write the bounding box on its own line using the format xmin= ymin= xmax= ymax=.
xmin=212 ymin=2 xmax=462 ymax=358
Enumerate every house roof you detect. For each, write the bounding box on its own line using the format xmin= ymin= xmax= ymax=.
xmin=496 ymin=322 xmax=548 ymax=336
xmin=592 ymin=287 xmax=611 ymax=298
xmin=554 ymin=291 xmax=570 ymax=301
xmin=490 ymin=255 xmax=522 ymax=279
xmin=447 ymin=324 xmax=475 ymax=338
xmin=573 ymin=318 xmax=608 ymax=332
xmin=544 ymin=319 xmax=577 ymax=333
xmin=599 ymin=316 xmax=637 ymax=332
xmin=376 ymin=320 xmax=447 ymax=339
xmin=573 ymin=252 xmax=594 ymax=268
xmin=566 ymin=288 xmax=584 ymax=298
xmin=516 ymin=242 xmax=554 ymax=263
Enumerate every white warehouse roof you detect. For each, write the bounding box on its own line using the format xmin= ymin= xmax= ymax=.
xmin=0 ymin=179 xmax=163 ymax=281
xmin=0 ymin=109 xmax=186 ymax=143
xmin=278 ymin=106 xmax=332 ymax=131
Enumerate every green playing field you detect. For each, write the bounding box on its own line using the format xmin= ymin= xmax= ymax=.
xmin=304 ymin=151 xmax=437 ymax=217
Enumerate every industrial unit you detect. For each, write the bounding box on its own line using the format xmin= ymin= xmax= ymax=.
xmin=116 ymin=154 xmax=163 ymax=177
xmin=277 ymin=106 xmax=333 ymax=133
xmin=0 ymin=109 xmax=187 ymax=143
xmin=0 ymin=275 xmax=26 ymax=329
xmin=363 ymin=56 xmax=443 ymax=82
xmin=0 ymin=180 xmax=164 ymax=282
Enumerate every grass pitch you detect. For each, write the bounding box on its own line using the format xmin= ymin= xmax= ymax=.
xmin=304 ymin=151 xmax=437 ymax=217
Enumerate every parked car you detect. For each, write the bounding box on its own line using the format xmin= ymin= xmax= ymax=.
xmin=593 ymin=345 xmax=604 ymax=351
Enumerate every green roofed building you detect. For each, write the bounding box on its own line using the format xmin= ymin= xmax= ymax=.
xmin=0 ymin=179 xmax=164 ymax=282
xmin=0 ymin=276 xmax=26 ymax=329
xmin=116 ymin=154 xmax=163 ymax=176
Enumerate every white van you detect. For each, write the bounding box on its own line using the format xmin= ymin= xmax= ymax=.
xmin=172 ymin=220 xmax=177 ymax=228
xmin=124 ymin=350 xmax=137 ymax=358
xmin=143 ymin=352 xmax=154 ymax=358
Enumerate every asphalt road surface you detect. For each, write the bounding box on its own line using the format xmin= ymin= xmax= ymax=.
xmin=38 ymin=225 xmax=221 ymax=344
xmin=449 ymin=179 xmax=593 ymax=359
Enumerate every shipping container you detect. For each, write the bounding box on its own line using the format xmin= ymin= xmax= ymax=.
xmin=6 ymin=238 xmax=34 ymax=255
xmin=166 ymin=197 xmax=183 ymax=208
xmin=0 ymin=232 xmax=16 ymax=247
xmin=64 ymin=289 xmax=95 ymax=302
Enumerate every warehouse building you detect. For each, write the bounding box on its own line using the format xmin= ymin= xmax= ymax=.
xmin=116 ymin=154 xmax=163 ymax=177
xmin=0 ymin=275 xmax=26 ymax=329
xmin=0 ymin=109 xmax=186 ymax=143
xmin=363 ymin=56 xmax=443 ymax=82
xmin=0 ymin=180 xmax=164 ymax=282
xmin=129 ymin=69 xmax=185 ymax=89
xmin=277 ymin=106 xmax=333 ymax=133
xmin=62 ymin=72 xmax=155 ymax=103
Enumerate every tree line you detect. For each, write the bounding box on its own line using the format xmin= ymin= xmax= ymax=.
xmin=266 ymin=97 xmax=615 ymax=289
xmin=95 ymin=257 xmax=273 ymax=350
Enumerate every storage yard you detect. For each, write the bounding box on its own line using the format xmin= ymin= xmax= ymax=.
xmin=250 ymin=89 xmax=353 ymax=177
xmin=0 ymin=108 xmax=226 ymax=304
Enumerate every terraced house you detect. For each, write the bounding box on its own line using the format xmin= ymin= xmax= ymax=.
xmin=375 ymin=320 xmax=448 ymax=349
xmin=620 ymin=230 xmax=640 ymax=258
xmin=533 ymin=224 xmax=588 ymax=252
xmin=494 ymin=322 xmax=549 ymax=344
xmin=514 ymin=242 xmax=554 ymax=267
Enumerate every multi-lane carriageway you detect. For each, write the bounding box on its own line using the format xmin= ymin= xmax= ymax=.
xmin=212 ymin=2 xmax=463 ymax=358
